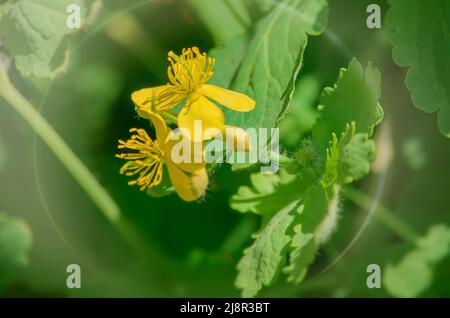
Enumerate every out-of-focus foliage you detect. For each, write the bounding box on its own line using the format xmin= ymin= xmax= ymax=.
xmin=384 ymin=224 xmax=450 ymax=297
xmin=401 ymin=137 xmax=427 ymax=171
xmin=0 ymin=134 xmax=6 ymax=172
xmin=0 ymin=0 xmax=98 ymax=78
xmin=279 ymin=75 xmax=320 ymax=148
xmin=76 ymin=63 xmax=123 ymax=132
xmin=386 ymin=0 xmax=450 ymax=138
xmin=0 ymin=212 xmax=32 ymax=290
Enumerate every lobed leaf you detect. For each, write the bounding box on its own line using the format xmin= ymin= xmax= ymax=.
xmin=283 ymin=186 xmax=328 ymax=283
xmin=321 ymin=122 xmax=376 ymax=189
xmin=0 ymin=0 xmax=95 ymax=78
xmin=283 ymin=222 xmax=317 ymax=284
xmin=384 ymin=224 xmax=450 ymax=297
xmin=230 ymin=168 xmax=312 ymax=216
xmin=235 ymin=201 xmax=299 ymax=298
xmin=312 ymin=59 xmax=382 ymax=157
xmin=386 ymin=0 xmax=450 ymax=138
xmin=233 ymin=59 xmax=383 ymax=297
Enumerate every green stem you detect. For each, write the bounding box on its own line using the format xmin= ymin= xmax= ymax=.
xmin=343 ymin=186 xmax=420 ymax=245
xmin=0 ymin=67 xmax=120 ymax=223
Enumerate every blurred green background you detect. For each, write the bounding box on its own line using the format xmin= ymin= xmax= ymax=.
xmin=1 ymin=0 xmax=450 ymax=297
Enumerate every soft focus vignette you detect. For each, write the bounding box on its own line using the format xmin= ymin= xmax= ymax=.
xmin=0 ymin=0 xmax=450 ymax=298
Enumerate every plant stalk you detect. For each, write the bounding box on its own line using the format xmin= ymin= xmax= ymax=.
xmin=0 ymin=67 xmax=120 ymax=223
xmin=344 ymin=186 xmax=420 ymax=245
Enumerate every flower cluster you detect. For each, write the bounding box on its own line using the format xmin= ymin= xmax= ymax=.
xmin=116 ymin=47 xmax=256 ymax=201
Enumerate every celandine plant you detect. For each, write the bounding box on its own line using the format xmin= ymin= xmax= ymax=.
xmin=1 ymin=0 xmax=450 ymax=299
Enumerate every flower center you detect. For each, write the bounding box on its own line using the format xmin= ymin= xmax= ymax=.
xmin=167 ymin=47 xmax=215 ymax=94
xmin=116 ymin=128 xmax=164 ymax=190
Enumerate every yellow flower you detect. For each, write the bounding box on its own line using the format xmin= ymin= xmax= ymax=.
xmin=131 ymin=47 xmax=256 ymax=142
xmin=116 ymin=110 xmax=208 ymax=202
xmin=225 ymin=125 xmax=252 ymax=152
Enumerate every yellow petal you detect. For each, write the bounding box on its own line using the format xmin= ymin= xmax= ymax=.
xmin=131 ymin=86 xmax=184 ymax=111
xmin=164 ymin=136 xmax=205 ymax=173
xmin=139 ymin=109 xmax=170 ymax=146
xmin=178 ymin=93 xmax=225 ymax=142
xmin=166 ymin=161 xmax=206 ymax=201
xmin=191 ymin=168 xmax=208 ymax=198
xmin=177 ymin=160 xmax=205 ymax=174
xmin=131 ymin=86 xmax=165 ymax=107
xmin=225 ymin=125 xmax=252 ymax=152
xmin=198 ymin=84 xmax=256 ymax=112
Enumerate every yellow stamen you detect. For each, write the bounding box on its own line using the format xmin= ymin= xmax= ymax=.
xmin=168 ymin=51 xmax=194 ymax=80
xmin=167 ymin=47 xmax=215 ymax=94
xmin=116 ymin=128 xmax=164 ymax=190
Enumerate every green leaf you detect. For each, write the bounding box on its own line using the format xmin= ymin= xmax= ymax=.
xmin=186 ymin=0 xmax=248 ymax=45
xmin=234 ymin=182 xmax=333 ymax=294
xmin=230 ymin=168 xmax=316 ymax=216
xmin=232 ymin=59 xmax=384 ymax=296
xmin=283 ymin=187 xmax=329 ymax=284
xmin=384 ymin=251 xmax=432 ymax=298
xmin=338 ymin=132 xmax=376 ymax=184
xmin=209 ymin=33 xmax=250 ymax=89
xmin=312 ymin=59 xmax=383 ymax=157
xmin=0 ymin=212 xmax=32 ymax=289
xmin=322 ymin=122 xmax=375 ymax=194
xmin=417 ymin=224 xmax=450 ymax=264
xmin=216 ymin=0 xmax=328 ymax=131
xmin=313 ymin=59 xmax=382 ymax=194
xmin=235 ymin=201 xmax=298 ymax=298
xmin=386 ymin=0 xmax=450 ymax=137
xmin=283 ymin=223 xmax=317 ymax=284
xmin=0 ymin=212 xmax=32 ymax=267
xmin=321 ymin=122 xmax=376 ymax=192
xmin=279 ymin=75 xmax=320 ymax=147
xmin=0 ymin=0 xmax=89 ymax=78
xmin=254 ymin=0 xmax=279 ymax=13
xmin=384 ymin=224 xmax=450 ymax=297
